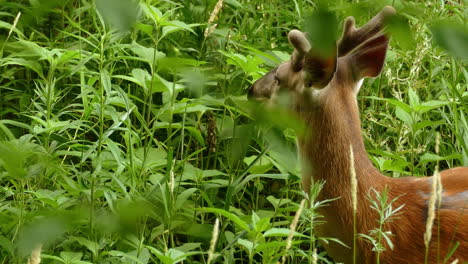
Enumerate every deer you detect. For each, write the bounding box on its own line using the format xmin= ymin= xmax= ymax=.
xmin=248 ymin=6 xmax=468 ymax=264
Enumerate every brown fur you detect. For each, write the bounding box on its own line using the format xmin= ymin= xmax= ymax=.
xmin=248 ymin=6 xmax=468 ymax=264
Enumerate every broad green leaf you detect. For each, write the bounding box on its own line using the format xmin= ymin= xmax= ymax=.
xmin=237 ymin=238 xmax=254 ymax=254
xmin=2 ymin=58 xmax=44 ymax=78
xmin=60 ymin=251 xmax=82 ymax=263
xmin=252 ymin=212 xmax=271 ymax=233
xmin=413 ymin=120 xmax=445 ymax=131
xmin=70 ymin=236 xmax=99 ymax=256
xmin=175 ymin=188 xmax=198 ymax=210
xmin=135 ymin=147 xmax=167 ymax=168
xmin=146 ymin=246 xmax=174 ymax=264
xmin=365 ymin=97 xmax=412 ymax=113
xmin=233 ymin=174 xmax=291 ymax=195
xmin=263 ymin=228 xmax=307 ymax=238
xmin=387 ymin=14 xmax=414 ymax=50
xmin=197 ymin=207 xmax=250 ymax=231
xmin=184 ymin=126 xmax=205 ymax=146
xmin=6 ymin=39 xmax=48 ymax=59
xmin=395 ymin=106 xmax=413 ymax=127
xmin=129 ymin=42 xmax=166 ymax=66
xmin=160 ymin=20 xmax=200 ymax=39
xmin=302 ymin=8 xmax=338 ymax=56
xmin=107 ymin=250 xmax=145 ymax=264
xmin=140 ymin=4 xmax=165 ymax=26
xmin=414 ymin=100 xmax=450 ymax=113
xmin=244 ymin=155 xmax=273 ymax=174
xmin=95 ymin=0 xmax=138 ymax=32
xmin=420 ymin=153 xmax=463 ymax=164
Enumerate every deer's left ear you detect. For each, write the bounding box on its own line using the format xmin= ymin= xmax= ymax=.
xmin=303 ymin=47 xmax=337 ymax=89
xmin=289 ymin=29 xmax=337 ymax=88
xmin=348 ymin=33 xmax=389 ymax=80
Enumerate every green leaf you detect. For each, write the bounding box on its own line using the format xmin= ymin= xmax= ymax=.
xmin=244 ymin=155 xmax=273 ymax=174
xmin=365 ymin=97 xmax=412 ymax=113
xmin=2 ymin=58 xmax=44 ymax=78
xmin=131 ymin=68 xmax=151 ymax=90
xmin=197 ymin=207 xmax=250 ymax=231
xmin=413 ymin=120 xmax=445 ymax=131
xmin=135 ymin=147 xmax=167 ymax=169
xmin=95 ymin=0 xmax=138 ymax=32
xmin=408 ymin=89 xmax=420 ymax=107
xmin=107 ymin=250 xmax=145 ymax=264
xmin=419 ymin=153 xmax=463 ymax=164
xmin=60 ymin=251 xmax=82 ymax=263
xmin=387 ymin=15 xmax=414 ymax=50
xmin=414 ymin=100 xmax=450 ymax=113
xmin=70 ymin=236 xmax=99 ymax=256
xmin=263 ymin=228 xmax=307 ymax=238
xmin=431 ymin=23 xmax=468 ymax=59
xmin=129 ymin=41 xmax=166 ymax=66
xmin=255 ymin=240 xmax=304 ymax=252
xmin=184 ymin=126 xmax=205 ymax=146
xmin=237 ymin=238 xmax=254 ymax=254
xmin=395 ymin=106 xmax=413 ymax=127
xmin=302 ymin=8 xmax=338 ymax=57
xmin=174 ymin=188 xmax=198 ymax=210
xmin=160 ymin=21 xmax=199 ymax=39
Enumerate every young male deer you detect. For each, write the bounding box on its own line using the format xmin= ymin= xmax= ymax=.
xmin=248 ymin=6 xmax=468 ymax=264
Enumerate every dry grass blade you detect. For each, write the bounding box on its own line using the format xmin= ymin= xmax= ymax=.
xmin=350 ymin=145 xmax=358 ymax=263
xmin=424 ymin=133 xmax=443 ymax=260
xmin=8 ymin=12 xmax=21 ymax=37
xmin=281 ymin=199 xmax=306 ymax=264
xmin=207 ymin=218 xmax=220 ymax=264
xmin=204 ymin=0 xmax=223 ymax=37
xmin=27 ymin=244 xmax=42 ymax=264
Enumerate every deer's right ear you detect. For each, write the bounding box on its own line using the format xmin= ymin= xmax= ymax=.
xmin=337 ymin=6 xmax=395 ymax=81
xmin=348 ymin=33 xmax=389 ymax=80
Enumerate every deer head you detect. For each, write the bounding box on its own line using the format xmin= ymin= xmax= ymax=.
xmin=248 ymin=6 xmax=395 ymax=106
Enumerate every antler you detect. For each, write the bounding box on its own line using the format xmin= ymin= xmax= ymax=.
xmin=337 ymin=6 xmax=396 ymax=57
xmin=288 ymin=30 xmax=311 ymax=72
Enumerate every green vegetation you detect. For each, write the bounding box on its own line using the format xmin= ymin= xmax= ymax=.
xmin=0 ymin=0 xmax=466 ymax=263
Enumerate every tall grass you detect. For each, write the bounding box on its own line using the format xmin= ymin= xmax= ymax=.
xmin=0 ymin=0 xmax=466 ymax=263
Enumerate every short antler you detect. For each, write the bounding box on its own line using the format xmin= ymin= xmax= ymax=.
xmin=338 ymin=6 xmax=396 ymax=57
xmin=288 ymin=30 xmax=311 ymax=72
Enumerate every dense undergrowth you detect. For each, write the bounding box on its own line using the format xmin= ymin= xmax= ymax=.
xmin=0 ymin=0 xmax=466 ymax=263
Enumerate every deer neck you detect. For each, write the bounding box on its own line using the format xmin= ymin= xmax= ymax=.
xmin=297 ymin=79 xmax=384 ymax=199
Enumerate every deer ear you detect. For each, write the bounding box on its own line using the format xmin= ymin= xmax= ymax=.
xmin=348 ymin=33 xmax=389 ymax=80
xmin=288 ymin=29 xmax=336 ymax=88
xmin=303 ymin=47 xmax=337 ymax=88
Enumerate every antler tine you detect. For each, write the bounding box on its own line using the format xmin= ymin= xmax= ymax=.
xmin=338 ymin=6 xmax=396 ymax=57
